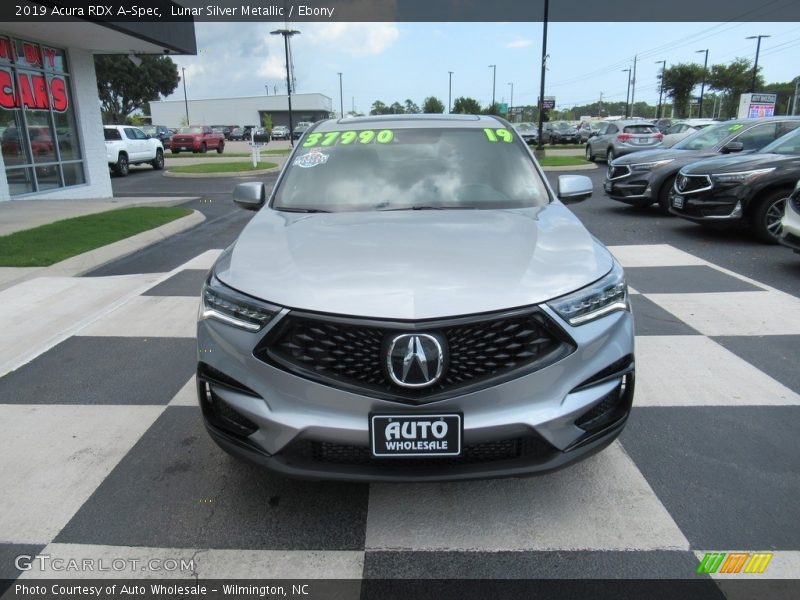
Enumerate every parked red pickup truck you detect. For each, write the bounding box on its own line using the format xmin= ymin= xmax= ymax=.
xmin=169 ymin=126 xmax=225 ymax=154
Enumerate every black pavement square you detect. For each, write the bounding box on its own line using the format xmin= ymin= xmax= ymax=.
xmin=0 ymin=337 xmax=195 ymax=405
xmin=625 ymin=266 xmax=762 ymax=294
xmin=363 ymin=550 xmax=709 ymax=580
xmin=55 ymin=407 xmax=369 ymax=551
xmin=629 ymin=295 xmax=700 ymax=336
xmin=620 ymin=406 xmax=800 ymax=550
xmin=143 ymin=269 xmax=208 ymax=297
xmin=0 ymin=543 xmax=45 ymax=591
xmin=712 ymin=335 xmax=800 ymax=395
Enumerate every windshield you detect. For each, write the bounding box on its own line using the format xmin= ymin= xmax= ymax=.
xmin=273 ymin=127 xmax=549 ymax=212
xmin=673 ymin=122 xmax=741 ymax=151
xmin=179 ymin=127 xmax=204 ymax=134
xmin=759 ymin=127 xmax=800 ymax=155
xmin=141 ymin=126 xmax=156 ymax=134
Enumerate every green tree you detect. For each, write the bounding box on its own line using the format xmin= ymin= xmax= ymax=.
xmin=370 ymin=100 xmax=390 ymax=115
xmin=261 ymin=113 xmax=273 ymax=130
xmin=762 ymin=77 xmax=798 ymax=115
xmin=660 ymin=63 xmax=706 ymax=118
xmin=95 ymin=55 xmax=179 ymax=124
xmin=482 ymin=102 xmax=500 ymax=116
xmin=422 ymin=96 xmax=445 ymax=113
xmin=404 ymin=99 xmax=420 ymax=114
xmin=708 ymin=58 xmax=764 ymax=119
xmin=452 ymin=96 xmax=482 ymax=114
xmin=389 ymin=101 xmax=405 ymax=114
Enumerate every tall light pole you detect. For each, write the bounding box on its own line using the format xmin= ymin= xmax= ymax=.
xmin=655 ymin=60 xmax=666 ymax=119
xmin=508 ymin=82 xmax=514 ymax=121
xmin=337 ymin=72 xmax=343 ymax=118
xmin=488 ymin=64 xmax=496 ymax=110
xmin=746 ymin=35 xmax=770 ymax=93
xmin=536 ymin=0 xmax=549 ymax=151
xmin=630 ymin=55 xmax=638 ymax=115
xmin=696 ymin=50 xmax=709 ymax=118
xmin=181 ymin=67 xmax=189 ymax=125
xmin=271 ymin=29 xmax=300 ymax=146
xmin=622 ymin=68 xmax=631 ymax=118
xmin=264 ymin=84 xmax=269 ymax=96
xmin=448 ymin=71 xmax=453 ymax=113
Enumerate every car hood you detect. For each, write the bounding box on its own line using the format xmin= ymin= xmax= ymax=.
xmin=216 ymin=205 xmax=614 ymax=320
xmin=681 ymin=152 xmax=799 ymax=174
xmin=613 ymin=147 xmax=717 ymax=165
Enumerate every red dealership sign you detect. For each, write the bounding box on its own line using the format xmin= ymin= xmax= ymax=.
xmin=0 ymin=69 xmax=68 ymax=112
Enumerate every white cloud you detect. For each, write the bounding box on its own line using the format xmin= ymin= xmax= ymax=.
xmin=507 ymin=39 xmax=534 ymax=49
xmin=303 ymin=22 xmax=401 ymax=57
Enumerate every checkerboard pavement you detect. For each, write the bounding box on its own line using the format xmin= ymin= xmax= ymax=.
xmin=1 ymin=245 xmax=798 ymax=586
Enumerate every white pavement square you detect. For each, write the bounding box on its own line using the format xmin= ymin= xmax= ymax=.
xmin=364 ymin=442 xmax=689 ymax=552
xmin=606 ymin=245 xmax=707 ymax=268
xmin=169 ymin=376 xmax=198 ymax=407
xmin=634 ymin=335 xmax=800 ymax=407
xmin=0 ymin=405 xmax=164 ymax=544
xmin=177 ymin=249 xmax=223 ymax=271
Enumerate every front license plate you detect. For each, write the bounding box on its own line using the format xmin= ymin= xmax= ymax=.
xmin=604 ymin=181 xmax=613 ymax=193
xmin=370 ymin=414 xmax=462 ymax=457
xmin=672 ymin=195 xmax=684 ymax=209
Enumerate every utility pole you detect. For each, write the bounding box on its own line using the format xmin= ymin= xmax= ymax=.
xmin=622 ymin=69 xmax=631 ymax=118
xmin=271 ymin=28 xmax=300 ymax=146
xmin=655 ymin=60 xmax=666 ymax=119
xmin=488 ymin=64 xmax=496 ymax=109
xmin=536 ymin=0 xmax=549 ymax=151
xmin=746 ymin=35 xmax=770 ymax=92
xmin=695 ymin=50 xmax=709 ymax=118
xmin=337 ymin=72 xmax=343 ymax=117
xmin=508 ymin=82 xmax=514 ymax=120
xmin=448 ymin=71 xmax=453 ymax=114
xmin=181 ymin=67 xmax=189 ymax=125
xmin=629 ymin=55 xmax=637 ymax=116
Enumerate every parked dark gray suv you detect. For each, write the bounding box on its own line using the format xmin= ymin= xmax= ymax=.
xmin=604 ymin=117 xmax=800 ymax=213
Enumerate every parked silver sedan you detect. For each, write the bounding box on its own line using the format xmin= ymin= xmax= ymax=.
xmin=585 ymin=120 xmax=664 ymax=163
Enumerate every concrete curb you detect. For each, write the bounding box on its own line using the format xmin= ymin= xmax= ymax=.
xmin=541 ymin=163 xmax=598 ymax=171
xmin=163 ymin=166 xmax=280 ymax=178
xmin=0 ymin=210 xmax=206 ymax=292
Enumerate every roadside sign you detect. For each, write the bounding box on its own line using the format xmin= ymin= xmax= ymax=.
xmin=539 ymin=96 xmax=556 ymax=109
xmin=738 ymin=93 xmax=777 ymax=118
xmin=498 ymin=103 xmax=508 ymax=115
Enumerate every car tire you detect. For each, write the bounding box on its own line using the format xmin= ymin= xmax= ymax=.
xmin=750 ymin=188 xmax=791 ymax=244
xmin=151 ymin=149 xmax=164 ymax=170
xmin=114 ymin=153 xmax=129 ymax=176
xmin=200 ymin=143 xmax=208 ymax=154
xmin=656 ymin=175 xmax=676 ymax=215
xmin=216 ymin=142 xmax=225 ymax=154
xmin=585 ymin=145 xmax=595 ymax=162
xmin=606 ymin=148 xmax=615 ymax=163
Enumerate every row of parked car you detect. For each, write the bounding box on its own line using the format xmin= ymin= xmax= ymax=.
xmin=597 ymin=116 xmax=800 ymax=250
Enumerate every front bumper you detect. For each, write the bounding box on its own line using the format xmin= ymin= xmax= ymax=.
xmin=780 ymin=197 xmax=800 ymax=252
xmin=604 ymin=165 xmax=655 ymax=206
xmin=196 ymin=303 xmax=635 ymax=481
xmin=668 ymin=188 xmax=745 ymax=224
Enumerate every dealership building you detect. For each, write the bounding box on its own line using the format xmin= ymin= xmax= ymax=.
xmin=0 ymin=21 xmax=196 ymax=201
xmin=150 ymin=93 xmax=333 ymax=130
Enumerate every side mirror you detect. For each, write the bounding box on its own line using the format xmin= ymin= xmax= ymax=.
xmin=557 ymin=175 xmax=593 ymax=204
xmin=233 ymin=182 xmax=267 ymax=211
xmin=721 ymin=141 xmax=744 ymax=154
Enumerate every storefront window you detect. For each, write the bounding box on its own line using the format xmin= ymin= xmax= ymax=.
xmin=0 ymin=35 xmax=84 ymax=196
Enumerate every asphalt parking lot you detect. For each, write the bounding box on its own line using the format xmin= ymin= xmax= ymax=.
xmin=1 ymin=164 xmax=798 ymax=589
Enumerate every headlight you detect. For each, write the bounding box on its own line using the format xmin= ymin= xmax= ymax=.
xmin=712 ymin=168 xmax=775 ymax=184
xmin=547 ymin=262 xmax=628 ymax=326
xmin=630 ymin=159 xmax=674 ymax=171
xmin=201 ymin=273 xmax=279 ymax=331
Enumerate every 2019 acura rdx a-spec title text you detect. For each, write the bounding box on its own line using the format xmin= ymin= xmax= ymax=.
xmin=196 ymin=114 xmax=635 ymax=481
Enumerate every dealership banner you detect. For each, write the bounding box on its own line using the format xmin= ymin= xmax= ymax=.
xmin=5 ymin=0 xmax=800 ymax=21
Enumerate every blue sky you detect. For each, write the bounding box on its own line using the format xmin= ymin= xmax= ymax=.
xmin=167 ymin=22 xmax=800 ymax=113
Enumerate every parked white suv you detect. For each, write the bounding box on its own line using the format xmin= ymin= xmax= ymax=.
xmin=104 ymin=125 xmax=164 ymax=176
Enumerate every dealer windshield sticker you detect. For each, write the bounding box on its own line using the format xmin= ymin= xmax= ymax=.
xmin=303 ymin=129 xmax=395 ymax=147
xmin=484 ymin=128 xmax=514 ymax=142
xmin=293 ymin=151 xmax=329 ymax=168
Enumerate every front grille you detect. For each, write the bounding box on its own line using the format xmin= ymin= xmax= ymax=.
xmin=284 ymin=435 xmax=555 ymax=469
xmin=256 ymin=308 xmax=575 ymax=403
xmin=607 ymin=165 xmax=631 ymax=180
xmin=676 ymin=173 xmax=712 ymax=194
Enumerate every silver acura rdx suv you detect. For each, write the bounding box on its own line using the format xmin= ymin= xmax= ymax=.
xmin=196 ymin=114 xmax=635 ymax=481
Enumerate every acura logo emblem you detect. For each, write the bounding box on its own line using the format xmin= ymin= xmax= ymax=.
xmin=386 ymin=333 xmax=446 ymax=388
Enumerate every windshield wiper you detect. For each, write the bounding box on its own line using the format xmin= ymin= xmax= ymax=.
xmin=275 ymin=207 xmax=330 ymax=213
xmin=378 ymin=205 xmax=477 ymax=211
